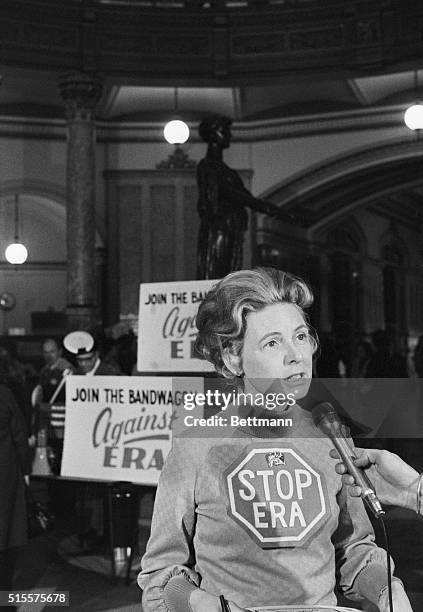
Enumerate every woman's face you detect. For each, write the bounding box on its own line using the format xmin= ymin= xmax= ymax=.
xmin=240 ymin=302 xmax=313 ymax=400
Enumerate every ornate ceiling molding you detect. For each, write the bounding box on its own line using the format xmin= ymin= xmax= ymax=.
xmin=1 ymin=0 xmax=422 ymax=83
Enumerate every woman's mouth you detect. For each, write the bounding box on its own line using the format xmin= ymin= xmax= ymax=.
xmin=282 ymin=372 xmax=310 ymax=388
xmin=284 ymin=373 xmax=305 ymax=380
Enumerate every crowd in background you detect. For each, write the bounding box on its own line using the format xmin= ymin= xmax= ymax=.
xmin=1 ymin=326 xmax=423 ymax=439
xmin=316 ymin=328 xmax=416 ymax=380
xmin=0 ymin=328 xmax=137 ymax=434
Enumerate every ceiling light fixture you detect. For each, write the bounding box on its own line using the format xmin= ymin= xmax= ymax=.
xmin=163 ymin=88 xmax=189 ymax=144
xmin=5 ymin=194 xmax=28 ymax=265
xmin=404 ymin=70 xmax=423 ymax=130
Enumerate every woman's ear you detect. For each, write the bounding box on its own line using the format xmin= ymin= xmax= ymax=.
xmin=222 ymin=348 xmax=243 ymax=377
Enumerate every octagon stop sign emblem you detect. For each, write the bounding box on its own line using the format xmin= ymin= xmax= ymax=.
xmin=226 ymin=447 xmax=327 ymax=548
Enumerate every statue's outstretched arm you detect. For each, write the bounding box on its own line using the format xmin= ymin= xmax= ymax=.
xmin=220 ymin=179 xmax=293 ymax=221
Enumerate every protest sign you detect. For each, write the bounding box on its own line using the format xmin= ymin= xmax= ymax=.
xmin=61 ymin=375 xmax=203 ymax=484
xmin=137 ymin=279 xmax=215 ymax=372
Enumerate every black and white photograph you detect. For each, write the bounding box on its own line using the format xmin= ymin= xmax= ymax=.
xmin=0 ymin=1 xmax=422 ymax=611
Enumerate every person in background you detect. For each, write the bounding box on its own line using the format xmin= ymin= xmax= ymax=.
xmin=63 ymin=331 xmax=122 ymax=376
xmin=0 ymin=358 xmax=31 ymax=607
xmin=35 ymin=338 xmax=74 ymax=404
xmin=30 ymin=338 xmax=74 ymax=452
xmin=412 ymin=335 xmax=423 ymax=378
xmin=330 ymin=447 xmax=423 ymax=516
xmin=105 ymin=332 xmax=137 ymax=375
xmin=315 ymin=332 xmax=343 ymax=378
xmin=366 ymin=329 xmax=408 ymax=378
xmin=0 ymin=346 xmax=32 ymax=438
xmin=350 ymin=340 xmax=373 ymax=378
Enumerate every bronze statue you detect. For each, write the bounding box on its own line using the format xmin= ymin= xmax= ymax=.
xmin=196 ymin=115 xmax=289 ymax=279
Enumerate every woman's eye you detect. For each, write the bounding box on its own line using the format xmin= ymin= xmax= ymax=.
xmin=264 ymin=339 xmax=279 ymax=349
xmin=296 ymin=332 xmax=308 ymax=343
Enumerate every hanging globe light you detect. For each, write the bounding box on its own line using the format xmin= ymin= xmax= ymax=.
xmin=404 ymin=103 xmax=423 ymax=130
xmin=5 ymin=242 xmax=28 ymax=264
xmin=163 ymin=119 xmax=189 ymax=144
xmin=163 ymin=88 xmax=190 ymax=144
xmin=4 ymin=194 xmax=28 ymax=264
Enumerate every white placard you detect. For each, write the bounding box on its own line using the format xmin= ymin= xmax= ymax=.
xmin=137 ymin=280 xmax=216 ymax=372
xmin=61 ymin=376 xmax=203 ymax=485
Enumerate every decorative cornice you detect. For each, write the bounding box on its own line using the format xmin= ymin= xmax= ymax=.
xmin=0 ymin=103 xmax=409 ymax=142
xmin=0 ymin=117 xmax=66 ymax=140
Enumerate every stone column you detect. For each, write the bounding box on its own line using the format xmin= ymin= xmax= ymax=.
xmin=59 ymin=72 xmax=103 ymax=331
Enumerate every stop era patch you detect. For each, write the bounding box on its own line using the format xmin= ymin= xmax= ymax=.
xmin=225 ymin=446 xmax=328 ymax=548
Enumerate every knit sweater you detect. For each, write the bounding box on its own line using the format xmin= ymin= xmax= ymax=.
xmin=138 ymin=403 xmax=397 ymax=611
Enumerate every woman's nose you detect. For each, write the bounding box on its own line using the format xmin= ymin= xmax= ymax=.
xmin=284 ymin=341 xmax=302 ymax=364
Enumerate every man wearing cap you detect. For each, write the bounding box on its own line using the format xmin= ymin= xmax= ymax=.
xmin=64 ymin=331 xmax=122 ymax=376
xmin=62 ymin=331 xmax=122 ymax=551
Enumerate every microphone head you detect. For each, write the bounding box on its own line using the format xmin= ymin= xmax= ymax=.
xmin=311 ymin=401 xmax=336 ymax=426
xmin=312 ymin=402 xmax=344 ymax=437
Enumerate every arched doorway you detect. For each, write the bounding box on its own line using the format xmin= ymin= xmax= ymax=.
xmin=258 ymin=138 xmax=423 ymax=346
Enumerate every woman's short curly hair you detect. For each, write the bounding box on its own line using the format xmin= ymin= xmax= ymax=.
xmin=194 ymin=267 xmax=318 ymax=378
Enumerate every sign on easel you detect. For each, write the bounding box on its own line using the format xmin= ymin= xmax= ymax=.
xmin=137 ymin=279 xmax=216 ymax=372
xmin=61 ymin=376 xmax=203 ymax=485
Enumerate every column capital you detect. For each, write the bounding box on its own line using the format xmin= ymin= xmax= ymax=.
xmin=58 ymin=71 xmax=103 ymax=121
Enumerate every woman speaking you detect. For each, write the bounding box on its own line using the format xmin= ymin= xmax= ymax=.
xmin=138 ymin=267 xmax=412 ymax=612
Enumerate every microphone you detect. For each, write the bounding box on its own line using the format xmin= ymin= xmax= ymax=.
xmin=312 ymin=402 xmax=385 ymax=518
